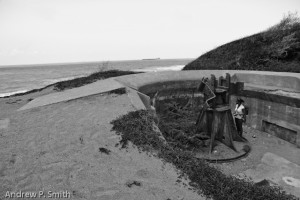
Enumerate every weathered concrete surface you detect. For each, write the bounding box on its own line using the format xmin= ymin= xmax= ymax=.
xmin=1 ymin=94 xmax=202 ymax=200
xmin=126 ymin=88 xmax=148 ymax=110
xmin=231 ymin=95 xmax=300 ymax=147
xmin=244 ymin=83 xmax=300 ymax=96
xmin=232 ymin=73 xmax=300 ymax=92
xmin=116 ymin=70 xmax=300 ymax=92
xmin=238 ymin=85 xmax=300 ymax=108
xmin=243 ymin=152 xmax=300 ymax=198
xmin=232 ymin=95 xmax=300 ymax=127
xmin=18 ymin=78 xmax=124 ymax=111
xmin=116 ymin=70 xmax=238 ymax=92
xmin=0 ymin=118 xmax=10 ymax=129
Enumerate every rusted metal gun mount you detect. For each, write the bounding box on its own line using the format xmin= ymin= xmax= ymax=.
xmin=195 ymin=73 xmax=245 ymax=152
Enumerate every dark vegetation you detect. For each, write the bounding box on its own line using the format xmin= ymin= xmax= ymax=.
xmin=106 ymin=88 xmax=127 ymax=95
xmin=155 ymin=97 xmax=205 ymax=151
xmin=184 ymin=13 xmax=300 ymax=72
xmin=5 ymin=99 xmax=22 ymax=104
xmin=53 ymin=70 xmax=139 ymax=91
xmin=111 ymin=110 xmax=298 ymax=200
xmin=99 ymin=147 xmax=111 ymax=155
xmin=1 ymin=70 xmax=139 ymax=98
xmin=125 ymin=180 xmax=142 ymax=188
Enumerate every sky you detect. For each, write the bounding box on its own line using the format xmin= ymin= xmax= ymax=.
xmin=0 ymin=0 xmax=299 ymax=65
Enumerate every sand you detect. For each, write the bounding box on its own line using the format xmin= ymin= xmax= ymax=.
xmin=0 ymin=89 xmax=202 ymax=200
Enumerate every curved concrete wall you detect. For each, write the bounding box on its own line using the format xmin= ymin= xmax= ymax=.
xmin=232 ymin=73 xmax=300 ymax=92
xmin=116 ymin=70 xmax=300 ymax=92
xmin=115 ymin=70 xmax=300 ymax=147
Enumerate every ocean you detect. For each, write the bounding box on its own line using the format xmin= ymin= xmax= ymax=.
xmin=0 ymin=59 xmax=192 ymax=97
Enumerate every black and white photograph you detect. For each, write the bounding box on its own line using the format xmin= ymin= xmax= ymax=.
xmin=0 ymin=0 xmax=300 ymax=199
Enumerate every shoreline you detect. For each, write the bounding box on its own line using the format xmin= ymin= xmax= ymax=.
xmin=0 ymin=58 xmax=193 ymax=68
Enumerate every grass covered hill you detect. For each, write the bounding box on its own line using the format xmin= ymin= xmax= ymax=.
xmin=183 ymin=13 xmax=300 ymax=72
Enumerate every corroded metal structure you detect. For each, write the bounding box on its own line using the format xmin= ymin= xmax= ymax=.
xmin=195 ymin=73 xmax=245 ymax=152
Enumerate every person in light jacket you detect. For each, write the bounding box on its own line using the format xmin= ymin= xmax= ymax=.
xmin=233 ymin=98 xmax=246 ymax=137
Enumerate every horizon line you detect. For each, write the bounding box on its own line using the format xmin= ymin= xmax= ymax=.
xmin=0 ymin=57 xmax=195 ymax=68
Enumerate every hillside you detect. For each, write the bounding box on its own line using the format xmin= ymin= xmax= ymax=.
xmin=183 ymin=13 xmax=300 ymax=72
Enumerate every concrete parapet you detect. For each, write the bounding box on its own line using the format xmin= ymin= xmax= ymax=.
xmin=232 ymin=73 xmax=300 ymax=92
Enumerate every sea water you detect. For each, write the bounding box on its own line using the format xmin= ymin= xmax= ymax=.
xmin=0 ymin=59 xmax=192 ymax=97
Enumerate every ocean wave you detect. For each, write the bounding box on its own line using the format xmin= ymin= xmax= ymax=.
xmin=0 ymin=90 xmax=28 ymax=98
xmin=131 ymin=65 xmax=185 ymax=72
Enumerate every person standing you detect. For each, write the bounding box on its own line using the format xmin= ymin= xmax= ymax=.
xmin=233 ymin=98 xmax=246 ymax=137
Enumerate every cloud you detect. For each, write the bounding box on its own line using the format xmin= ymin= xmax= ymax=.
xmin=6 ymin=49 xmax=38 ymax=56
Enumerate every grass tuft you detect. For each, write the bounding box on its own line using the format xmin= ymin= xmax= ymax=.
xmin=111 ymin=110 xmax=164 ymax=149
xmin=107 ymin=88 xmax=127 ymax=95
